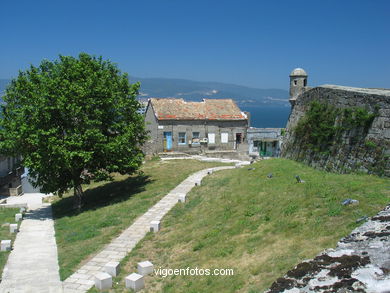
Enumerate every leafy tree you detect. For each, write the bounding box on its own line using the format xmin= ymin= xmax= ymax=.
xmin=0 ymin=53 xmax=147 ymax=209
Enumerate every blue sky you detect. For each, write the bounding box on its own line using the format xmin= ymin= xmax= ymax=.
xmin=1 ymin=0 xmax=389 ymax=89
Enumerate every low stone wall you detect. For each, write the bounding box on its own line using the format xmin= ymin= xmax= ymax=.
xmin=266 ymin=204 xmax=390 ymax=293
xmin=282 ymin=85 xmax=390 ymax=176
xmin=0 ymin=203 xmax=28 ymax=208
xmin=204 ymin=150 xmax=250 ymax=161
xmin=9 ymin=185 xmax=23 ymax=196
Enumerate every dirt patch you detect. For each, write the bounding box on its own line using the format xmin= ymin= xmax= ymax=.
xmin=316 ymin=278 xmax=365 ymax=292
xmin=363 ymin=231 xmax=390 ymax=238
xmin=286 ymin=261 xmax=320 ymax=279
xmin=268 ymin=277 xmax=296 ymax=293
xmin=328 ymin=255 xmax=370 ymax=278
xmin=372 ymin=215 xmax=390 ymax=222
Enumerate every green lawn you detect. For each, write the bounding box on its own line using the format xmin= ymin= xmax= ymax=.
xmin=52 ymin=159 xmax=231 ymax=280
xmin=95 ymin=158 xmax=389 ymax=293
xmin=0 ymin=207 xmax=19 ymax=276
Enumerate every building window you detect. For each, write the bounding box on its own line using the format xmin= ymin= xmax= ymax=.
xmin=294 ymin=80 xmax=297 ymax=85
xmin=192 ymin=132 xmax=200 ymax=144
xmin=221 ymin=132 xmax=228 ymax=143
xmin=304 ymin=78 xmax=307 ymax=86
xmin=208 ymin=133 xmax=215 ymax=144
xmin=178 ymin=132 xmax=186 ymax=145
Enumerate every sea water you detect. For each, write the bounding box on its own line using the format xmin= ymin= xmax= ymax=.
xmin=241 ymin=106 xmax=291 ymax=128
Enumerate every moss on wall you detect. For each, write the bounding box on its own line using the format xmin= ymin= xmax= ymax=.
xmin=294 ymin=101 xmax=378 ymax=155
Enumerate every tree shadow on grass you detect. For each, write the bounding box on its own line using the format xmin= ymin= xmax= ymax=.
xmin=52 ymin=173 xmax=152 ymax=219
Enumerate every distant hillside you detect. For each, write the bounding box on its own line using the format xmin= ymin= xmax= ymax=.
xmin=0 ymin=77 xmax=289 ymax=107
xmin=131 ymin=77 xmax=289 ymax=107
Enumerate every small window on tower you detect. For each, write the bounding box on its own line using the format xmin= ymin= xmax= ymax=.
xmin=304 ymin=79 xmax=307 ymax=86
xmin=294 ymin=80 xmax=297 ymax=85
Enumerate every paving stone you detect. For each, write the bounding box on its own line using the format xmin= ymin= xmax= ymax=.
xmin=137 ymin=260 xmax=154 ymax=276
xmin=78 ymin=279 xmax=94 ymax=285
xmin=1 ymin=239 xmax=11 ymax=251
xmin=83 ymin=265 xmax=100 ymax=271
xmin=73 ymin=273 xmax=90 ymax=280
xmin=92 ymin=257 xmax=108 ymax=263
xmin=125 ymin=273 xmax=144 ymax=291
xmin=79 ymin=283 xmax=94 ymax=290
xmin=15 ymin=213 xmax=23 ymax=221
xmin=9 ymin=223 xmax=18 ymax=233
xmin=150 ymin=220 xmax=160 ymax=232
xmin=178 ymin=193 xmax=187 ymax=202
xmin=94 ymin=272 xmax=112 ymax=290
xmin=63 ymin=282 xmax=80 ymax=289
xmin=104 ymin=261 xmax=120 ymax=277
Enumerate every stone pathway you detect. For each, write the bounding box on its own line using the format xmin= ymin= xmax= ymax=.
xmin=63 ymin=165 xmax=236 ymax=292
xmin=0 ymin=193 xmax=62 ymax=293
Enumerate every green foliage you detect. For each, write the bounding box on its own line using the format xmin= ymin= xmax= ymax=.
xmin=295 ymin=101 xmax=339 ymax=153
xmin=364 ymin=140 xmax=377 ymax=149
xmin=0 ymin=53 xmax=147 ymax=201
xmin=294 ymin=101 xmax=377 ymax=154
xmin=341 ymin=107 xmax=377 ymax=131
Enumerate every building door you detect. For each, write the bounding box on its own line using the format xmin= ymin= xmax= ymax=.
xmin=163 ymin=132 xmax=172 ymax=151
xmin=235 ymin=133 xmax=242 ymax=149
xmin=260 ymin=141 xmax=267 ymax=156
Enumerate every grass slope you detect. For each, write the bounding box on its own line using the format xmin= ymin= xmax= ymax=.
xmin=52 ymin=159 xmax=230 ymax=280
xmin=95 ymin=158 xmax=389 ymax=293
xmin=0 ymin=208 xmax=19 ymax=276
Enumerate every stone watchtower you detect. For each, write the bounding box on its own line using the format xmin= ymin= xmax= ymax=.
xmin=289 ymin=68 xmax=308 ymax=106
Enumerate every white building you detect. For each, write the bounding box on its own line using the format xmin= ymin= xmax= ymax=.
xmin=247 ymin=128 xmax=283 ymax=157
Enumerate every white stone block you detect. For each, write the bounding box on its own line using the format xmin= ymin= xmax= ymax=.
xmin=125 ymin=273 xmax=144 ymax=291
xmin=178 ymin=193 xmax=186 ymax=203
xmin=15 ymin=213 xmax=23 ymax=221
xmin=94 ymin=272 xmax=112 ymax=290
xmin=20 ymin=207 xmax=26 ymax=213
xmin=194 ymin=179 xmax=202 ymax=186
xmin=207 ymin=169 xmax=213 ymax=174
xmin=9 ymin=223 xmax=18 ymax=233
xmin=150 ymin=220 xmax=160 ymax=232
xmin=137 ymin=260 xmax=154 ymax=276
xmin=1 ymin=240 xmax=11 ymax=251
xmin=104 ymin=261 xmax=120 ymax=277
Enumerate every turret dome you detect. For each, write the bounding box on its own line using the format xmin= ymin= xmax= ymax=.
xmin=290 ymin=68 xmax=308 ymax=77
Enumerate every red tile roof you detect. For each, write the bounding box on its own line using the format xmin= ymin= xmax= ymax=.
xmin=149 ymin=98 xmax=247 ymax=121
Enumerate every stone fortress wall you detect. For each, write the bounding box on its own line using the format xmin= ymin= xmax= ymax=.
xmin=281 ymin=69 xmax=390 ymax=177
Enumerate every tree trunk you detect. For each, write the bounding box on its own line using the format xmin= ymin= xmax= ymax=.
xmin=73 ymin=183 xmax=84 ymax=210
